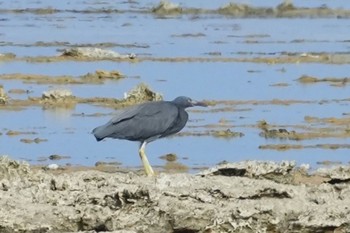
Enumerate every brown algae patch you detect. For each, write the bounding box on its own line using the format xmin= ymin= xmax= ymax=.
xmin=83 ymin=70 xmax=124 ymax=81
xmin=6 ymin=130 xmax=37 ymax=136
xmin=211 ymin=129 xmax=244 ymax=138
xmin=297 ymin=75 xmax=350 ymax=86
xmin=1 ymin=82 xmax=164 ymax=110
xmin=270 ymin=82 xmax=290 ymax=87
xmin=3 ymin=52 xmax=350 ymax=64
xmin=8 ymin=89 xmax=29 ymax=94
xmin=305 ymin=115 xmax=350 ymax=126
xmin=259 ymin=144 xmax=304 ymax=151
xmin=152 ymin=1 xmax=183 ymax=15
xmin=260 ymin=143 xmax=350 ymax=151
xmin=259 ymin=128 xmax=301 ymax=140
xmin=211 ymin=99 xmax=315 ymax=106
xmin=4 ymin=2 xmax=350 ymax=18
xmin=171 ymin=33 xmax=206 ymax=38
xmin=217 ymin=1 xmax=350 ymax=18
xmin=0 ymin=73 xmax=83 ymax=84
xmin=0 ymin=70 xmax=125 ymax=85
xmin=150 ymin=1 xmax=350 ymax=18
xmin=216 ymin=1 xmax=350 ymax=18
xmin=218 ymin=2 xmax=274 ymax=16
xmin=0 ymin=53 xmax=16 ymax=61
xmin=256 ymin=120 xmax=302 ymax=140
xmin=258 ymin=120 xmax=350 ymax=140
xmin=20 ymin=138 xmax=47 ymax=144
xmin=177 ymin=129 xmax=244 ymax=139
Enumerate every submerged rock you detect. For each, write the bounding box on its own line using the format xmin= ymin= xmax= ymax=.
xmin=48 ymin=154 xmax=70 ymax=161
xmin=159 ymin=153 xmax=177 ymax=162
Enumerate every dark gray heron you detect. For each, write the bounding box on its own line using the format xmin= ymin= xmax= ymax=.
xmin=92 ymin=96 xmax=207 ymax=176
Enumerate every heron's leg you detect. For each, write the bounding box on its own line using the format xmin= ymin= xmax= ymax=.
xmin=139 ymin=141 xmax=155 ymax=176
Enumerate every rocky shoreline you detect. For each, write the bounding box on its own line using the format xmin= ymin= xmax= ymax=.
xmin=1 ymin=156 xmax=349 ymax=232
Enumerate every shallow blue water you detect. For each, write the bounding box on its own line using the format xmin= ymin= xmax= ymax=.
xmin=1 ymin=0 xmax=350 ymax=170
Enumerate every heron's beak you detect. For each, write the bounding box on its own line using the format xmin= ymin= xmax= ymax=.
xmin=191 ymin=99 xmax=208 ymax=107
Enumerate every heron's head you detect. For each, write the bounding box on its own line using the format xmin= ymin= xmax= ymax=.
xmin=172 ymin=96 xmax=207 ymax=108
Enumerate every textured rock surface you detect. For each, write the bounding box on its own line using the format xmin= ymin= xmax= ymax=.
xmin=61 ymin=47 xmax=135 ymax=59
xmin=0 ymin=156 xmax=349 ymax=233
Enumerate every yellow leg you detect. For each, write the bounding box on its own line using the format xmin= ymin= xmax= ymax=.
xmin=139 ymin=142 xmax=155 ymax=176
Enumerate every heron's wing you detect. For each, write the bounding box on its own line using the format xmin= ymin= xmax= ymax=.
xmin=103 ymin=102 xmax=179 ymax=141
xmin=108 ymin=104 xmax=146 ymax=124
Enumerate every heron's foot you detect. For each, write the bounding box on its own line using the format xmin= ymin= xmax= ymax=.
xmin=139 ymin=148 xmax=155 ymax=176
xmin=144 ymin=163 xmax=155 ymax=176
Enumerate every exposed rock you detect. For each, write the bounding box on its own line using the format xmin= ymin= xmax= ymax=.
xmin=199 ymin=160 xmax=296 ymax=183
xmin=40 ymin=89 xmax=76 ymax=109
xmin=218 ymin=2 xmax=273 ymax=16
xmin=0 ymin=156 xmax=31 ymax=181
xmin=315 ymin=166 xmax=350 ymax=184
xmin=0 ymin=85 xmax=8 ymax=104
xmin=123 ymin=83 xmax=163 ymax=104
xmin=47 ymin=164 xmax=59 ymax=170
xmin=42 ymin=89 xmax=73 ymax=100
xmin=61 ymin=47 xmax=136 ymax=59
xmin=152 ymin=1 xmax=182 ymax=15
xmin=276 ymin=0 xmax=296 ymax=12
xmin=1 ymin=156 xmax=350 ymax=232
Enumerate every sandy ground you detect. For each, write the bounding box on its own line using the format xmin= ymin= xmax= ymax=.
xmin=1 ymin=156 xmax=350 ymax=233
